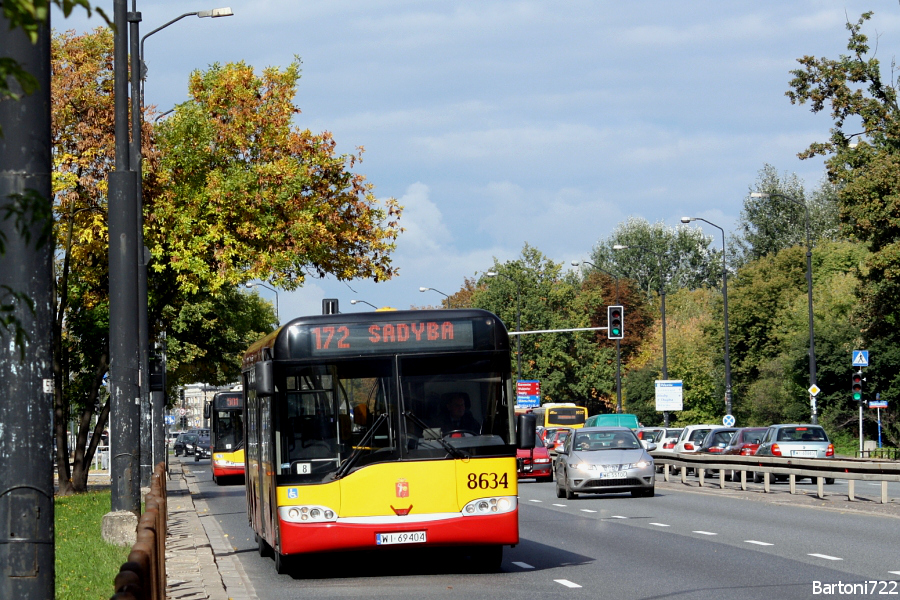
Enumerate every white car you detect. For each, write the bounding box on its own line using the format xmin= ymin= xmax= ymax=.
xmin=672 ymin=424 xmax=718 ymax=454
xmin=671 ymin=425 xmax=718 ymax=474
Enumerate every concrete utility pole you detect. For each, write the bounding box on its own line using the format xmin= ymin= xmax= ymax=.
xmin=0 ymin=13 xmax=56 ymax=598
xmin=106 ymin=0 xmax=142 ymax=526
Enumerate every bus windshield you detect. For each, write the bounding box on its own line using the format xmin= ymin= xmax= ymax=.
xmin=214 ymin=410 xmax=244 ymax=452
xmin=275 ymin=353 xmax=511 ymax=482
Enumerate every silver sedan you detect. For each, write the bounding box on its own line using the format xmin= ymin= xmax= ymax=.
xmin=554 ymin=427 xmax=656 ymax=499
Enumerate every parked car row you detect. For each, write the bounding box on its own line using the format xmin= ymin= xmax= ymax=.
xmin=656 ymin=423 xmax=836 ymax=484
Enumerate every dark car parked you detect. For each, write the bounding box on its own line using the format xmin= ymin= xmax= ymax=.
xmin=174 ymin=433 xmax=199 ymax=457
xmin=697 ymin=427 xmax=739 ymax=454
xmin=721 ymin=426 xmax=769 ymax=480
xmin=194 ymin=435 xmax=212 ymax=461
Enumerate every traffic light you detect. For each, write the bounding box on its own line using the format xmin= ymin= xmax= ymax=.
xmin=852 ymin=371 xmax=863 ymax=403
xmin=607 ymin=305 xmax=624 ymax=339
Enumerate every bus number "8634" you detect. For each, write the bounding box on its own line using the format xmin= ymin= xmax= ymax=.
xmin=467 ymin=472 xmax=509 ymax=490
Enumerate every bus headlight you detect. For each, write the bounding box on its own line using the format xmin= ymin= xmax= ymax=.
xmin=279 ymin=505 xmax=338 ymax=523
xmin=461 ymin=496 xmax=516 ymax=516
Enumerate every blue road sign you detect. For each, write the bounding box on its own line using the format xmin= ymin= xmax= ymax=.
xmin=852 ymin=350 xmax=869 ymax=367
xmin=722 ymin=414 xmax=736 ymax=427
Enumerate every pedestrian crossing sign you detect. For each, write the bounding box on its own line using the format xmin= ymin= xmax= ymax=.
xmin=852 ymin=350 xmax=869 ymax=367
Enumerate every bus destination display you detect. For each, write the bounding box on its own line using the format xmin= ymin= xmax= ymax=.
xmin=300 ymin=319 xmax=475 ymax=356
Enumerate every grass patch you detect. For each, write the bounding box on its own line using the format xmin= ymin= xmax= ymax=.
xmin=55 ymin=490 xmax=130 ymax=600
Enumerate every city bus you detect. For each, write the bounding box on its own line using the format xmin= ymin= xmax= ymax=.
xmin=208 ymin=391 xmax=245 ymax=484
xmin=531 ymin=402 xmax=587 ymax=430
xmin=241 ymin=308 xmax=534 ymax=574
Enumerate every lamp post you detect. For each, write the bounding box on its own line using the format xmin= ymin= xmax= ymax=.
xmin=572 ymin=261 xmax=622 ymax=413
xmin=486 ymin=271 xmax=522 ymax=379
xmin=680 ymin=217 xmax=733 ymax=417
xmin=136 ymin=5 xmax=233 ymax=485
xmin=350 ymin=299 xmax=378 ymax=310
xmin=139 ymin=8 xmax=234 ymax=96
xmin=613 ymin=244 xmax=672 ymax=425
xmin=419 ymin=286 xmax=453 ymax=308
xmin=245 ymin=282 xmax=279 ymax=324
xmin=750 ymin=192 xmax=818 ymax=423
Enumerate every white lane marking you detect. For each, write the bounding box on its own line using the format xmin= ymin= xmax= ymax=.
xmin=745 ymin=540 xmax=774 ymax=546
xmin=809 ymin=553 xmax=842 ymax=561
xmin=552 ymin=503 xmax=567 ymax=507
xmin=649 ymin=523 xmax=670 ymax=527
xmin=555 ymin=579 xmax=583 ymax=589
xmin=580 ymin=509 xmax=597 ymax=513
xmin=692 ymin=531 xmax=717 ymax=536
xmin=528 ymin=499 xmax=542 ymax=503
xmin=889 ymin=571 xmax=900 ymax=575
xmin=609 ymin=515 xmax=628 ymax=519
xmin=512 ymin=561 xmax=534 ymax=569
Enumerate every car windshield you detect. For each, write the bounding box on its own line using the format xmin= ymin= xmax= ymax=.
xmin=573 ymin=431 xmax=640 ymax=450
xmin=689 ymin=429 xmax=710 ymax=442
xmin=776 ymin=426 xmax=828 ymax=442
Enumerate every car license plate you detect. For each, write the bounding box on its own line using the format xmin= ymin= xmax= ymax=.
xmin=376 ymin=531 xmax=426 ymax=545
xmin=792 ymin=450 xmax=817 ymax=457
xmin=601 ymin=471 xmax=626 ymax=479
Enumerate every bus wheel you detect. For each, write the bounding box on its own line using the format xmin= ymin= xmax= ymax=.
xmin=274 ymin=550 xmax=294 ymax=575
xmin=256 ymin=534 xmax=271 ymax=558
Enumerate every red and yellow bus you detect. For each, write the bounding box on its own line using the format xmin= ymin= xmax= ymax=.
xmin=532 ymin=402 xmax=588 ymax=430
xmin=241 ymin=308 xmax=532 ymax=574
xmin=208 ymin=391 xmax=245 ymax=484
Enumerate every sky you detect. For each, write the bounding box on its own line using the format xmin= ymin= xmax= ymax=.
xmin=53 ymin=1 xmax=900 ymax=319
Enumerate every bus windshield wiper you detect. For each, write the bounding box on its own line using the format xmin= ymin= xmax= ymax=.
xmin=403 ymin=411 xmax=469 ymax=460
xmin=334 ymin=413 xmax=388 ymax=480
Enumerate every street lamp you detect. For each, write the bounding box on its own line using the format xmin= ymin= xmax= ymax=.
xmin=244 ymin=282 xmax=279 ymax=324
xmin=486 ymin=271 xmax=522 ymax=379
xmin=140 ymin=8 xmax=234 ymax=85
xmin=350 ymin=299 xmax=378 ymax=310
xmin=750 ymin=191 xmax=818 ymax=423
xmin=613 ymin=244 xmax=673 ymax=425
xmin=419 ymin=286 xmax=453 ymax=308
xmin=134 ymin=4 xmax=233 ymax=486
xmin=681 ymin=216 xmax=733 ymax=417
xmin=572 ymin=260 xmax=623 ymax=413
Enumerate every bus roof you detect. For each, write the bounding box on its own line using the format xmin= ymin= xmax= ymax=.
xmin=242 ymin=308 xmax=509 ymax=367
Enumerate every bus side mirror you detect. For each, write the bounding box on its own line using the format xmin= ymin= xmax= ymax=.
xmin=255 ymin=360 xmax=274 ymax=396
xmin=516 ymin=414 xmax=537 ymax=450
xmin=203 ymin=402 xmax=210 ymax=420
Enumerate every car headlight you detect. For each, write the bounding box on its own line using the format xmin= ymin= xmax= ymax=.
xmin=575 ymin=463 xmax=595 ymax=471
xmin=623 ymin=460 xmax=652 ymax=469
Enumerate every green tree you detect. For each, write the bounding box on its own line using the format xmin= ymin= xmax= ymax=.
xmin=471 ymin=245 xmax=612 ymax=407
xmin=589 ymin=217 xmax=720 ymax=298
xmin=731 ymin=164 xmax=841 ymax=267
xmin=149 ymin=60 xmax=402 ymax=294
xmin=786 ymin=10 xmax=899 ymax=442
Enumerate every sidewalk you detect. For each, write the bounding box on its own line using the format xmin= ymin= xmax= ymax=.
xmin=165 ymin=460 xmax=256 ymax=600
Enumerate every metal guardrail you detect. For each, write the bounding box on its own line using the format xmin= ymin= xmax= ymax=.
xmin=111 ymin=461 xmax=167 ymax=600
xmin=857 ymin=447 xmax=900 ymax=460
xmin=651 ymin=451 xmax=900 ymax=503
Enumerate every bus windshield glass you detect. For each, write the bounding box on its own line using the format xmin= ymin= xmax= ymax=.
xmin=275 ymin=353 xmax=511 ymax=482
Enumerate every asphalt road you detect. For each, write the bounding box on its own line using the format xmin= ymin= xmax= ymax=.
xmin=181 ymin=458 xmax=900 ymax=600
